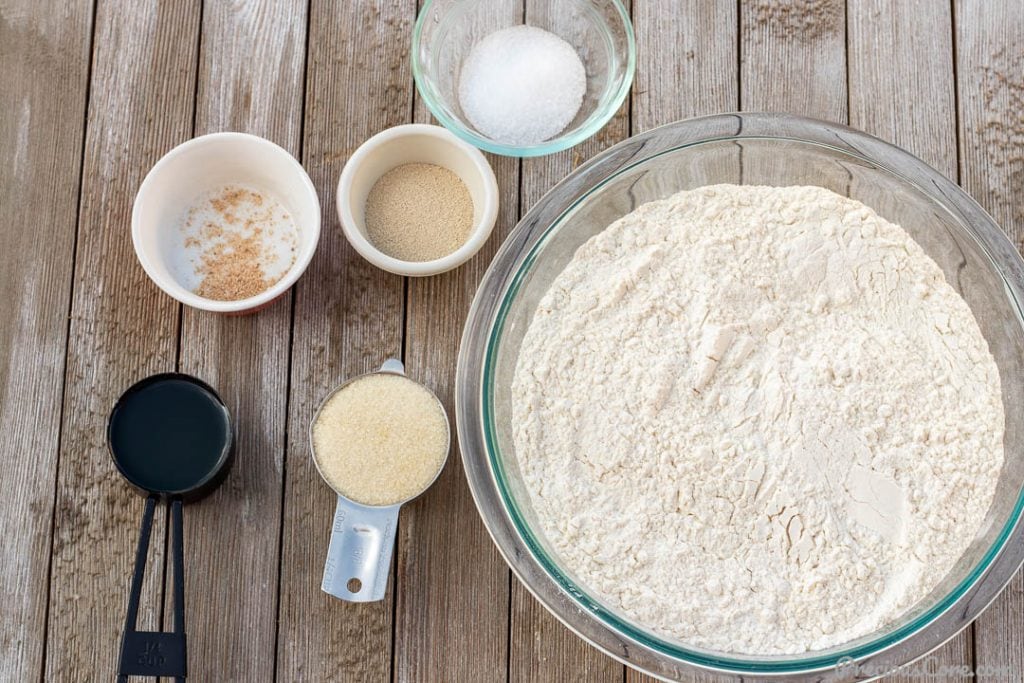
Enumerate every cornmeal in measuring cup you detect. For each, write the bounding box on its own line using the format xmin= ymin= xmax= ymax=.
xmin=312 ymin=373 xmax=448 ymax=506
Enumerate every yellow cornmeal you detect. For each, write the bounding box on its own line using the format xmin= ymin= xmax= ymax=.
xmin=312 ymin=373 xmax=448 ymax=506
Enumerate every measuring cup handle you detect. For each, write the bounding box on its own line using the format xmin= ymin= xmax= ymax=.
xmin=118 ymin=496 xmax=187 ymax=680
xmin=322 ymin=496 xmax=400 ymax=602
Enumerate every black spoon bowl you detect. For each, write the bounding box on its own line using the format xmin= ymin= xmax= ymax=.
xmin=108 ymin=373 xmax=233 ymax=682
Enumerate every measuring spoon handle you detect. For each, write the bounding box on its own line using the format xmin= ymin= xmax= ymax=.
xmin=322 ymin=495 xmax=400 ymax=602
xmin=117 ymin=496 xmax=187 ymax=680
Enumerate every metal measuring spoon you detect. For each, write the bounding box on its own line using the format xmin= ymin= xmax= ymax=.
xmin=310 ymin=359 xmax=450 ymax=602
xmin=108 ymin=373 xmax=234 ymax=682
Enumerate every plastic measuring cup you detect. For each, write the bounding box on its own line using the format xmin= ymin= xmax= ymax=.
xmin=309 ymin=359 xmax=450 ymax=602
xmin=108 ymin=373 xmax=234 ymax=681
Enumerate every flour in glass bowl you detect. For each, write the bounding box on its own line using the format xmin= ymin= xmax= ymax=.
xmin=511 ymin=184 xmax=1004 ymax=655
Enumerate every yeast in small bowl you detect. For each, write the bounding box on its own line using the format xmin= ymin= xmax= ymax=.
xmin=337 ymin=124 xmax=499 ymax=277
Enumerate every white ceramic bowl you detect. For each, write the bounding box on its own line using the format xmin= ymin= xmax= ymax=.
xmin=337 ymin=124 xmax=499 ymax=277
xmin=132 ymin=132 xmax=321 ymax=314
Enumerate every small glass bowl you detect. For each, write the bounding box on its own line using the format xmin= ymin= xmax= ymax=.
xmin=412 ymin=0 xmax=635 ymax=158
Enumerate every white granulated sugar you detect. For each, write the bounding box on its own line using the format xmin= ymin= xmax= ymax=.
xmin=511 ymin=184 xmax=1004 ymax=655
xmin=458 ymin=25 xmax=586 ymax=146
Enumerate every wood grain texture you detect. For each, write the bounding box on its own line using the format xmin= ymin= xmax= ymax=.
xmin=739 ymin=0 xmax=848 ymax=195
xmin=740 ymin=0 xmax=846 ymax=119
xmin=973 ymin=571 xmax=1024 ymax=682
xmin=848 ymin=0 xmax=958 ymax=177
xmin=275 ymin=1 xmax=411 ymax=680
xmin=956 ymin=0 xmax=1024 ymax=248
xmin=44 ymin=0 xmax=200 ymax=679
xmin=627 ymin=2 xmax=739 ymax=682
xmin=633 ymin=0 xmax=739 ymax=132
xmin=393 ymin=3 xmax=518 ymax=680
xmin=505 ymin=2 xmax=632 ymax=680
xmin=0 ymin=0 xmax=92 ymax=679
xmin=173 ymin=1 xmax=308 ymax=681
xmin=956 ymin=1 xmax=1024 ymax=679
xmin=848 ymin=3 xmax=975 ymax=680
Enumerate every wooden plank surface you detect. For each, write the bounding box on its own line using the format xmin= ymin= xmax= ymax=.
xmin=44 ymin=0 xmax=200 ymax=679
xmin=633 ymin=0 xmax=739 ymax=132
xmin=740 ymin=0 xmax=846 ymax=118
xmin=0 ymin=0 xmax=1020 ymax=680
xmin=739 ymin=0 xmax=847 ymax=192
xmin=0 ymin=0 xmax=93 ymax=679
xmin=393 ymin=178 xmax=517 ymax=678
xmin=957 ymin=0 xmax=1024 ymax=250
xmin=275 ymin=0 xmax=411 ymax=680
xmin=848 ymin=0 xmax=958 ymax=173
xmin=172 ymin=1 xmax=309 ymax=680
xmin=847 ymin=4 xmax=976 ymax=681
xmin=956 ymin=1 xmax=1024 ymax=680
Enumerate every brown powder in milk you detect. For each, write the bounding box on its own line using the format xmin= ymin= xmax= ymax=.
xmin=364 ymin=163 xmax=474 ymax=262
xmin=192 ymin=227 xmax=272 ymax=301
xmin=312 ymin=373 xmax=449 ymax=506
xmin=183 ymin=185 xmax=296 ymax=301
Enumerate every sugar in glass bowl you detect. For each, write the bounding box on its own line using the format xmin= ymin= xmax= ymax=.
xmin=456 ymin=113 xmax=1024 ymax=680
xmin=412 ymin=0 xmax=635 ymax=157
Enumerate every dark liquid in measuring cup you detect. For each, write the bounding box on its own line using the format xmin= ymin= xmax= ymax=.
xmin=108 ymin=376 xmax=232 ymax=495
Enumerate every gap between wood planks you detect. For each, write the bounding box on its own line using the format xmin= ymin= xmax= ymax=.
xmin=947 ymin=0 xmax=975 ymax=671
xmin=387 ymin=2 xmax=420 ymax=677
xmin=38 ymin=0 xmax=100 ymax=678
xmin=268 ymin=0 xmax=315 ymax=680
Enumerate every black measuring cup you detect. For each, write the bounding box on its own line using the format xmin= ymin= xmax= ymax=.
xmin=108 ymin=373 xmax=234 ymax=682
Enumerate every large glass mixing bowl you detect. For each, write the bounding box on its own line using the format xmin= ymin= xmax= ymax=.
xmin=456 ymin=114 xmax=1024 ymax=681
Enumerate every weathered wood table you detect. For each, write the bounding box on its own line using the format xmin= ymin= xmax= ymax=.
xmin=2 ymin=0 xmax=1022 ymax=680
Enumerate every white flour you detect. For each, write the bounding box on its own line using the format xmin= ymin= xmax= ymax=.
xmin=511 ymin=185 xmax=1004 ymax=655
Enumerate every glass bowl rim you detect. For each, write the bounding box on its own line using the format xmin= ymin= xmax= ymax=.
xmin=411 ymin=0 xmax=637 ymax=158
xmin=456 ymin=112 xmax=1024 ymax=679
